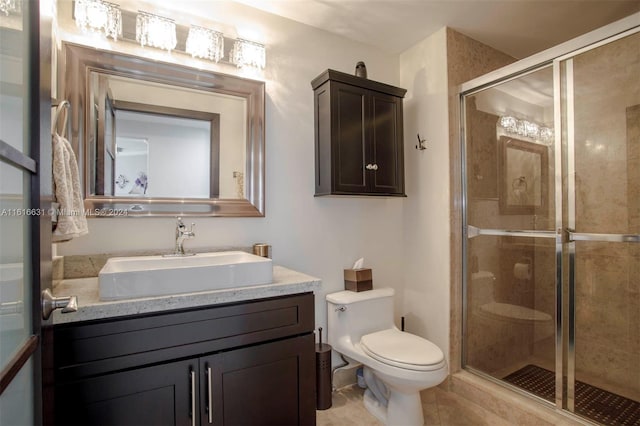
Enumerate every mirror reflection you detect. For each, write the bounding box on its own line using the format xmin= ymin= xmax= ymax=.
xmin=114 ymin=136 xmax=149 ymax=196
xmin=89 ymin=72 xmax=246 ymax=200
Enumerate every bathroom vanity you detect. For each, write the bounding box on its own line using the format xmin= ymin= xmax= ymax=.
xmin=49 ymin=266 xmax=319 ymax=426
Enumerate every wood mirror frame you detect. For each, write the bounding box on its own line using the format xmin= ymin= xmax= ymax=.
xmin=498 ymin=136 xmax=549 ymax=215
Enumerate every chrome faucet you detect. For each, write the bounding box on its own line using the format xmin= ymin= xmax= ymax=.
xmin=174 ymin=216 xmax=195 ymax=256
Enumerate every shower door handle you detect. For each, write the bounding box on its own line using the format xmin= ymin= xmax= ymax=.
xmin=566 ymin=230 xmax=640 ymax=243
xmin=467 ymin=225 xmax=557 ymax=239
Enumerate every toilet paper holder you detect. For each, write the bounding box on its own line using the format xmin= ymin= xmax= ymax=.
xmin=514 ymin=257 xmax=532 ymax=280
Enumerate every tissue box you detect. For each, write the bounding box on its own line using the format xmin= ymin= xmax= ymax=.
xmin=344 ymin=268 xmax=372 ymax=292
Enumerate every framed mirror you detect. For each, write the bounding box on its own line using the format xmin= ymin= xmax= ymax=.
xmin=498 ymin=136 xmax=548 ymax=215
xmin=62 ymin=42 xmax=265 ymax=217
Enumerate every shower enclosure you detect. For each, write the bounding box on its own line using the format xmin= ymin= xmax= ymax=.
xmin=461 ymin=22 xmax=639 ymax=425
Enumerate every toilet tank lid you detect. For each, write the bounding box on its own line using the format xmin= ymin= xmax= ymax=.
xmin=326 ymin=288 xmax=394 ymax=304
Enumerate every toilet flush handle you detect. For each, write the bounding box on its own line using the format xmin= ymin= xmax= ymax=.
xmin=335 ymin=305 xmax=347 ymax=312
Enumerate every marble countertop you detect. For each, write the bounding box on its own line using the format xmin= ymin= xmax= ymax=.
xmin=51 ymin=265 xmax=321 ymax=325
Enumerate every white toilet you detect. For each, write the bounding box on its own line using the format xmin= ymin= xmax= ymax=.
xmin=326 ymin=288 xmax=447 ymax=426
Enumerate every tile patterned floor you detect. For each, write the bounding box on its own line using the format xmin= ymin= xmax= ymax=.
xmin=316 ymin=385 xmax=515 ymax=426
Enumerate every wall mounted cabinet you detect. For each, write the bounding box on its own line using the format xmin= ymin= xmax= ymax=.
xmin=312 ymin=69 xmax=407 ymax=196
xmin=51 ymin=293 xmax=315 ymax=426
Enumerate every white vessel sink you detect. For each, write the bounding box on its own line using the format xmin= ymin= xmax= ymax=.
xmin=98 ymin=251 xmax=273 ymax=301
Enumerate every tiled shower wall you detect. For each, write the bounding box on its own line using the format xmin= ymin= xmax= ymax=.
xmin=571 ymin=33 xmax=639 ymax=398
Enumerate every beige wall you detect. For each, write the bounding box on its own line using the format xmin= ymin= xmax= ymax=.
xmin=398 ymin=27 xmax=451 ymax=362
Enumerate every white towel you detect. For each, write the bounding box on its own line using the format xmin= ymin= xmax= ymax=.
xmin=52 ymin=132 xmax=88 ymax=241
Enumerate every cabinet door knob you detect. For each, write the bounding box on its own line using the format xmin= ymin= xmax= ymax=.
xmin=371 ymin=164 xmax=378 ymax=171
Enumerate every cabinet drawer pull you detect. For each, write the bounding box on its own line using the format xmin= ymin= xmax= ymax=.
xmin=190 ymin=369 xmax=196 ymax=426
xmin=207 ymin=366 xmax=213 ymax=424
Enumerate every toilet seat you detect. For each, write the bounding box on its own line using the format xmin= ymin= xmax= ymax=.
xmin=360 ymin=329 xmax=445 ymax=371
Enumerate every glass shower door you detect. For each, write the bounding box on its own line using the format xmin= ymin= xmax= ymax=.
xmin=462 ymin=65 xmax=559 ymax=402
xmin=562 ymin=31 xmax=640 ymax=424
xmin=462 ymin=24 xmax=640 ymax=425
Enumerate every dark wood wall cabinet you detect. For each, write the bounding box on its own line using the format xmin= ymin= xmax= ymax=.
xmin=51 ymin=293 xmax=316 ymax=426
xmin=312 ymin=69 xmax=407 ymax=196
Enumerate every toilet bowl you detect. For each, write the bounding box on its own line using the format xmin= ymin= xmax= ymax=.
xmin=471 ymin=271 xmax=553 ymax=324
xmin=326 ymin=288 xmax=448 ymax=426
xmin=470 ymin=271 xmax=554 ymax=347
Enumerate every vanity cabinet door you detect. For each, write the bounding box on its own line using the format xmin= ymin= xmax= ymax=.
xmin=201 ymin=334 xmax=316 ymax=426
xmin=368 ymin=91 xmax=404 ymax=195
xmin=331 ymin=82 xmax=369 ymax=194
xmin=55 ymin=359 xmax=195 ymax=426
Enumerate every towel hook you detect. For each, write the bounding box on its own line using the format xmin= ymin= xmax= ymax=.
xmin=415 ymin=133 xmax=427 ymax=150
xmin=52 ymin=100 xmax=71 ymax=137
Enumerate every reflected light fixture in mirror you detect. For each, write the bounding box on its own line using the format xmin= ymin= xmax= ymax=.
xmin=231 ymin=39 xmax=266 ymax=70
xmin=0 ymin=0 xmax=20 ymax=15
xmin=186 ymin=25 xmax=224 ymax=62
xmin=136 ymin=11 xmax=177 ymax=52
xmin=499 ymin=115 xmax=554 ymax=145
xmin=74 ymin=0 xmax=122 ymax=40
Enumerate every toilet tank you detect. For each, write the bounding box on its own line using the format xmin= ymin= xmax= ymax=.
xmin=326 ymin=288 xmax=395 ymax=346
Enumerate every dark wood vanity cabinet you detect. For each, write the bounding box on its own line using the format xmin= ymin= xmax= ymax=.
xmin=54 ymin=358 xmax=194 ymax=425
xmin=51 ymin=293 xmax=316 ymax=426
xmin=312 ymin=69 xmax=407 ymax=196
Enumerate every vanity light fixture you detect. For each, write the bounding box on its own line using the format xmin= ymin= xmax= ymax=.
xmin=185 ymin=25 xmax=224 ymax=62
xmin=499 ymin=115 xmax=554 ymax=145
xmin=71 ymin=3 xmax=268 ymax=69
xmin=136 ymin=11 xmax=177 ymax=52
xmin=74 ymin=0 xmax=122 ymax=41
xmin=231 ymin=38 xmax=266 ymax=70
